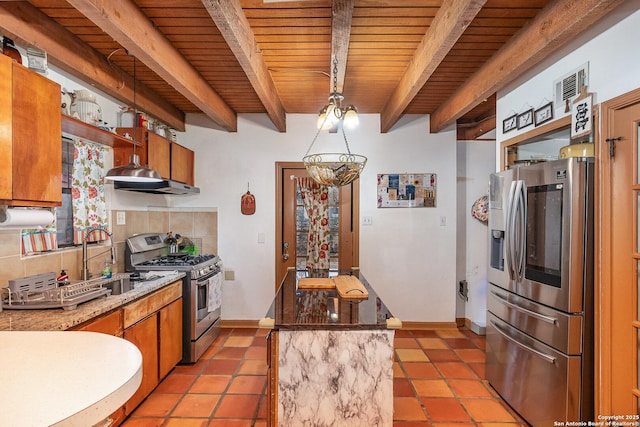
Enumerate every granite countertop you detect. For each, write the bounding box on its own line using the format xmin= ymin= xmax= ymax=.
xmin=265 ymin=268 xmax=395 ymax=330
xmin=0 ymin=331 xmax=142 ymax=426
xmin=0 ymin=273 xmax=185 ymax=331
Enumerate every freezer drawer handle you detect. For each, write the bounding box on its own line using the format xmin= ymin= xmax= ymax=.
xmin=490 ymin=320 xmax=556 ymax=364
xmin=490 ymin=290 xmax=558 ymax=325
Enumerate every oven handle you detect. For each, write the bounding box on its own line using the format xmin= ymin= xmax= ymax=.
xmin=195 ymin=269 xmax=221 ymax=284
xmin=490 ymin=320 xmax=556 ymax=364
xmin=490 ymin=290 xmax=558 ymax=325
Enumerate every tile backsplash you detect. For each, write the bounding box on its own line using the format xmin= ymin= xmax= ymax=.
xmin=0 ymin=209 xmax=217 ymax=285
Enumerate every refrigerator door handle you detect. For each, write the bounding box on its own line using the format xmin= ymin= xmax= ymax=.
xmin=490 ymin=320 xmax=557 ymax=364
xmin=490 ymin=290 xmax=558 ymax=325
xmin=505 ymin=181 xmax=518 ymax=280
xmin=515 ymin=181 xmax=526 ymax=280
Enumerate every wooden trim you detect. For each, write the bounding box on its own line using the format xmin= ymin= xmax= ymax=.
xmin=220 ymin=319 xmax=260 ymax=329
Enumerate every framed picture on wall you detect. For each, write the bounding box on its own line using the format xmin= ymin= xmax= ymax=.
xmin=502 ymin=114 xmax=517 ymax=133
xmin=534 ymin=102 xmax=554 ymax=126
xmin=517 ymin=109 xmax=534 ymax=129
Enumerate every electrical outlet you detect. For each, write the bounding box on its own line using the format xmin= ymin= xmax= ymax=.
xmin=440 ymin=216 xmax=446 ymax=226
xmin=362 ymin=216 xmax=373 ymax=226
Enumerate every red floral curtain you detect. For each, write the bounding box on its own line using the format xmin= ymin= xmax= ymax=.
xmin=297 ymin=177 xmax=330 ymax=270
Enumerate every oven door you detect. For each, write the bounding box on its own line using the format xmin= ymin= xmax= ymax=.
xmin=192 ymin=269 xmax=222 ymax=339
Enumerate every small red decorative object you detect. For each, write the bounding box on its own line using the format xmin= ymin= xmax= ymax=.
xmin=241 ymin=183 xmax=255 ymax=215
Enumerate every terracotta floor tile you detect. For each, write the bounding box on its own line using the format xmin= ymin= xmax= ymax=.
xmin=155 ymin=373 xmax=197 ymax=393
xmin=121 ymin=418 xmax=164 ymax=427
xmin=208 ymin=420 xmax=253 ymax=427
xmin=214 ymin=394 xmax=260 ymax=418
xmin=469 ymin=362 xmax=486 ymax=379
xmin=411 ymin=379 xmax=454 ymax=397
xmin=214 ymin=346 xmax=247 ymax=359
xmin=238 ymin=359 xmax=268 ymax=375
xmin=478 ymin=423 xmax=528 ymax=427
xmin=172 ymin=358 xmax=208 ymax=375
xmin=445 ymin=338 xmax=479 ymax=349
xmin=393 ymin=397 xmax=428 ymax=421
xmin=461 ymin=399 xmax=518 ymax=423
xmin=434 ymin=362 xmax=478 ymax=379
xmin=164 ymin=419 xmax=208 ymax=427
xmin=171 ymin=394 xmax=220 ymax=417
xmin=253 ymin=421 xmax=267 ymax=427
xmin=202 ymin=359 xmax=242 ymax=375
xmin=447 ymin=379 xmax=493 ymax=397
xmin=395 ymin=337 xmax=421 ymax=348
xmin=394 ymin=377 xmax=416 ymax=397
xmin=395 ymin=329 xmax=414 ymax=338
xmin=455 ymin=348 xmax=486 ymax=363
xmin=396 ymin=349 xmax=430 ymax=362
xmin=245 ymin=346 xmax=266 ymax=360
xmin=228 ymin=375 xmax=267 ymax=394
xmin=432 ymin=423 xmax=476 ymax=427
xmin=410 ymin=330 xmax=439 ymax=338
xmin=403 ymin=362 xmax=441 ymax=379
xmin=257 ymin=395 xmax=268 ymax=419
xmin=394 ymin=362 xmax=406 ymax=377
xmin=417 ymin=338 xmax=448 ymax=349
xmin=421 ymin=397 xmax=471 ymax=422
xmin=131 ymin=392 xmax=182 ymax=417
xmin=229 ymin=328 xmax=259 ymax=336
xmin=424 ymin=349 xmax=461 ymax=362
xmin=393 ymin=422 xmax=432 ymax=427
xmin=190 ymin=374 xmax=232 ymax=394
xmin=252 ymin=336 xmax=268 ymax=347
xmin=224 ymin=336 xmax=254 ymax=347
xmin=435 ymin=329 xmax=467 ymax=339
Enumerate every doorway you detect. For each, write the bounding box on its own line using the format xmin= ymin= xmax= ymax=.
xmin=275 ymin=162 xmax=359 ymax=288
xmin=598 ymin=88 xmax=640 ymax=414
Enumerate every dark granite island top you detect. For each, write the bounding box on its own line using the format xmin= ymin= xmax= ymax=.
xmin=264 ymin=268 xmax=398 ymax=426
xmin=264 ymin=268 xmax=397 ymax=330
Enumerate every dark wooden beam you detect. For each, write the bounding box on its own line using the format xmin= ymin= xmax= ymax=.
xmin=457 ymin=115 xmax=496 ymax=140
xmin=66 ymin=0 xmax=237 ymax=132
xmin=380 ymin=0 xmax=486 ymax=133
xmin=430 ymin=0 xmax=628 ymax=133
xmin=0 ymin=2 xmax=186 ymax=131
xmin=202 ymin=0 xmax=286 ymax=132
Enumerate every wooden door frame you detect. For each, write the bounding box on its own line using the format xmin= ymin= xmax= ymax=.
xmin=275 ymin=161 xmax=360 ymax=289
xmin=597 ymin=87 xmax=640 ymax=414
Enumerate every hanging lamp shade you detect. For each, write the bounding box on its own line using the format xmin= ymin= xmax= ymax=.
xmin=104 ymin=154 xmax=162 ymax=182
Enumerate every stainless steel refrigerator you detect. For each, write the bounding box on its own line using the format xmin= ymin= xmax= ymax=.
xmin=486 ymin=157 xmax=594 ymax=426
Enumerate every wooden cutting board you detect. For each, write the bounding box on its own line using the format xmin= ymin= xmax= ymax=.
xmin=333 ymin=275 xmax=369 ymax=300
xmin=297 ymin=277 xmax=335 ymax=289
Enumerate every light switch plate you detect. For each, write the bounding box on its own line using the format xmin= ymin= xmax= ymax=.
xmin=116 ymin=211 xmax=126 ymax=225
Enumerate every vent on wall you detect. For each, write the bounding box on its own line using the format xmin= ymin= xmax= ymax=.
xmin=554 ymin=63 xmax=589 ymax=108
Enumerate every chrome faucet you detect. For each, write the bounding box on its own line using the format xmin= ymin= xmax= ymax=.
xmin=82 ymin=226 xmax=116 ymax=280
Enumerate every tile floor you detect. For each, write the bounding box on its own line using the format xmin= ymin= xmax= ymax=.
xmin=122 ymin=327 xmax=528 ymax=426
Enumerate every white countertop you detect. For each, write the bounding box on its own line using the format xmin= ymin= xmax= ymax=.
xmin=0 ymin=331 xmax=142 ymax=426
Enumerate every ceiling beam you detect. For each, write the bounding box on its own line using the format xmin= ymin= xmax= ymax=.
xmin=429 ymin=0 xmax=628 ymax=133
xmin=202 ymin=0 xmax=286 ymax=132
xmin=331 ymin=0 xmax=354 ymax=95
xmin=379 ymin=0 xmax=486 ymax=133
xmin=457 ymin=115 xmax=496 ymax=140
xmin=0 ymin=2 xmax=186 ymax=131
xmin=65 ymin=0 xmax=237 ymax=132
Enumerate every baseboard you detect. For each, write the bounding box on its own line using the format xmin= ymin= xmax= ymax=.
xmin=220 ymin=319 xmax=260 ymax=329
xmin=464 ymin=318 xmax=486 ymax=336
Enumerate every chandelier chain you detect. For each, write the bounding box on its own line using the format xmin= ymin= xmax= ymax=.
xmin=332 ymin=56 xmax=338 ymax=95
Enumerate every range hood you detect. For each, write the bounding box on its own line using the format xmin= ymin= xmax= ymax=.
xmin=114 ymin=179 xmax=200 ymax=195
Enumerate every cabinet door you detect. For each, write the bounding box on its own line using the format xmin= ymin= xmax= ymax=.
xmin=124 ymin=314 xmax=159 ymax=415
xmin=147 ymin=131 xmax=171 ymax=179
xmin=70 ymin=309 xmax=123 ymax=337
xmin=171 ymin=143 xmax=194 ymax=185
xmin=0 ymin=56 xmax=12 ymax=200
xmin=159 ymin=298 xmax=182 ymax=378
xmin=11 ymin=62 xmax=61 ymax=205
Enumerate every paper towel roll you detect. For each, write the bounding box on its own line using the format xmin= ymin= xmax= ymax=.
xmin=0 ymin=208 xmax=55 ymax=228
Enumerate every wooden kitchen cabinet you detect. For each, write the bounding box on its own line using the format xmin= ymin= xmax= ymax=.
xmin=70 ymin=309 xmax=123 ymax=337
xmin=114 ymin=127 xmax=171 ymax=179
xmin=0 ymin=54 xmax=61 ymax=207
xmin=159 ymin=298 xmax=182 ymax=378
xmin=171 ymin=142 xmax=195 ymax=185
xmin=124 ymin=314 xmax=159 ymax=413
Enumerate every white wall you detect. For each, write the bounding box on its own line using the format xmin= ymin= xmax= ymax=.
xmin=172 ymin=113 xmax=458 ymax=323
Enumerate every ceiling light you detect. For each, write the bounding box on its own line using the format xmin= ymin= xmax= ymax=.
xmin=105 ymin=55 xmax=162 ymax=183
xmin=303 ymin=57 xmax=366 ymax=187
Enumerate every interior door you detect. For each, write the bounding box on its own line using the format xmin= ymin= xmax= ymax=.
xmin=599 ymin=90 xmax=640 ymax=414
xmin=275 ymin=162 xmax=359 ymax=288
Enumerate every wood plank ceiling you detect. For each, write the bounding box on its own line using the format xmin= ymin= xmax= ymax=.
xmin=0 ymin=0 xmax=629 ymax=137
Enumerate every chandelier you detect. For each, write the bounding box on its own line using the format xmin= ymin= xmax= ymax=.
xmin=303 ymin=57 xmax=367 ymax=187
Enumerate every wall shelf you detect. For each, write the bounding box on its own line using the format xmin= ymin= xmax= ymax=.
xmin=61 ymin=115 xmax=142 ymax=148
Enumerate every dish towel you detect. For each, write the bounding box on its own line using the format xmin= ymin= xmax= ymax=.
xmin=207 ymin=273 xmax=222 ymax=312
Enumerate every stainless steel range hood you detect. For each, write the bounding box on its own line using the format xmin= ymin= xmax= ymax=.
xmin=114 ymin=179 xmax=200 ymax=195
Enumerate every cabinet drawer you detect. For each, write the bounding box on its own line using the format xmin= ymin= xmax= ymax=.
xmin=70 ymin=309 xmax=123 ymax=337
xmin=123 ymin=280 xmax=182 ymax=328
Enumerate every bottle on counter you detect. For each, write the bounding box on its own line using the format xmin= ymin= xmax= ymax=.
xmin=102 ymin=260 xmax=112 ymax=279
xmin=57 ymin=270 xmax=69 ymax=286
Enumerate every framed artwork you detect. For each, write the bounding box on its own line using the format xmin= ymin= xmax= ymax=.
xmin=377 ymin=173 xmax=436 ymax=208
xmin=517 ymin=109 xmax=534 ymax=129
xmin=534 ymin=102 xmax=554 ymax=126
xmin=571 ymin=94 xmax=592 ymax=140
xmin=502 ymin=114 xmax=517 ymax=133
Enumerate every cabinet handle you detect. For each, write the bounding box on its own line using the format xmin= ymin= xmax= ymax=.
xmin=282 ymin=242 xmax=289 ymax=260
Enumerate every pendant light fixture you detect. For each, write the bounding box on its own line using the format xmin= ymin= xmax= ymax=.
xmin=303 ymin=57 xmax=366 ymax=187
xmin=105 ymin=55 xmax=162 ymax=183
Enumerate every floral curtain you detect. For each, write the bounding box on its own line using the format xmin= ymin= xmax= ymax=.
xmin=72 ymin=139 xmax=107 ymax=244
xmin=297 ymin=177 xmax=330 ymax=270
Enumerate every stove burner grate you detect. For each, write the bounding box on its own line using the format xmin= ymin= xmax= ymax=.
xmin=138 ymin=254 xmax=216 ymax=267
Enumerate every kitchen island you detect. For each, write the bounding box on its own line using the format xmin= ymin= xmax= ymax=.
xmin=262 ymin=268 xmax=400 ymax=427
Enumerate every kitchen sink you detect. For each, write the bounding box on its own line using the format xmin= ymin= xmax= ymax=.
xmin=99 ymin=273 xmax=133 ymax=295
